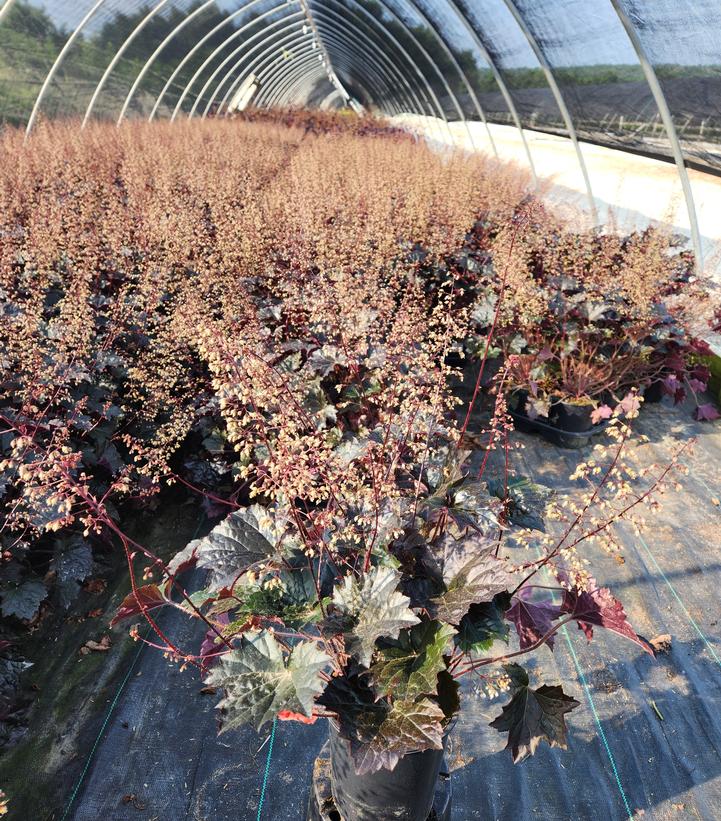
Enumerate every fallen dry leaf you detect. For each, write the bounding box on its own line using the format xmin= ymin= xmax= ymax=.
xmin=121 ymin=794 xmax=146 ymax=810
xmin=87 ymin=608 xmax=104 ymax=618
xmin=84 ymin=579 xmax=107 ymax=594
xmin=650 ymin=634 xmax=672 ymax=654
xmin=80 ymin=635 xmax=111 ymax=655
xmin=199 ymin=686 xmax=217 ymax=696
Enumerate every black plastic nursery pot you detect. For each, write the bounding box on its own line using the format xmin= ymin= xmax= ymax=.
xmin=642 ymin=380 xmax=665 ymax=404
xmin=548 ymin=399 xmax=594 ymax=434
xmin=324 ymin=722 xmax=452 ymax=821
xmin=508 ymin=391 xmax=609 ymax=449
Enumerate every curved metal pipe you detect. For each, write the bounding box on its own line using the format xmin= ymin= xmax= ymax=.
xmin=318 ymin=0 xmax=450 ymax=142
xmin=385 ymin=0 xmax=488 ymax=154
xmin=190 ymin=23 xmax=310 ymax=118
xmin=298 ymin=0 xmax=350 ymax=104
xmin=149 ymin=0 xmax=283 ymax=122
xmin=83 ymin=0 xmax=172 ymax=127
xmin=609 ymin=0 xmax=703 ymax=272
xmin=328 ymin=0 xmax=459 ymax=146
xmin=298 ymin=17 xmax=419 ymax=115
xmin=310 ymin=3 xmax=430 ymax=122
xmin=209 ymin=6 xmax=425 ymax=121
xmin=254 ymin=48 xmax=332 ymax=108
xmin=0 ymin=0 xmax=18 ymax=26
xmin=311 ymin=25 xmax=411 ymax=114
xmin=259 ymin=54 xmax=342 ymax=110
xmin=25 ymin=0 xmax=109 ymax=138
xmin=117 ymin=0 xmax=222 ymax=125
xmin=269 ymin=63 xmax=332 ymax=108
xmin=501 ymin=0 xmax=597 ymax=221
xmin=176 ymin=6 xmax=302 ymax=120
xmin=259 ymin=39 xmax=398 ymax=114
xmin=218 ymin=37 xmax=317 ymax=110
xmin=443 ymin=0 xmax=537 ymax=182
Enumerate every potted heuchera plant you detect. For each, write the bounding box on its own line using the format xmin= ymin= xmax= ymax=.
xmin=113 ymin=431 xmax=660 ymax=821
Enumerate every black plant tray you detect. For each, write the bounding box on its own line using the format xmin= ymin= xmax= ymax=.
xmin=306 ymin=743 xmax=452 ymax=821
xmin=509 ymin=408 xmax=611 ymax=450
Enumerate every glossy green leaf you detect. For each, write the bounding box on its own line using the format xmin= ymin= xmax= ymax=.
xmin=207 ymin=631 xmax=330 ymax=731
xmin=370 ymin=620 xmax=455 ymax=699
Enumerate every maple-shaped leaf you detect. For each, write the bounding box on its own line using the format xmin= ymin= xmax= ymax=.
xmin=591 ymin=404 xmax=613 ymax=425
xmin=430 ymin=535 xmax=511 ymax=624
xmin=488 ymin=475 xmax=554 ymax=531
xmin=0 ymin=580 xmax=47 ymax=621
xmin=421 ymin=476 xmax=499 ymax=536
xmin=615 ymin=392 xmax=641 ymax=418
xmin=111 ymin=584 xmax=167 ymax=627
xmin=319 ymin=671 xmax=445 ymax=774
xmin=206 ymin=630 xmax=330 ymax=731
xmin=694 ymin=403 xmax=720 ymax=422
xmin=490 ymin=663 xmax=580 ymax=763
xmin=370 ymin=620 xmax=455 ymax=699
xmin=455 ymin=594 xmax=510 ymax=654
xmin=506 ymin=589 xmax=562 ymax=650
xmin=191 ymin=507 xmax=277 ymax=591
xmin=331 ymin=566 xmax=419 ymax=667
xmin=560 ymin=577 xmax=653 ymax=655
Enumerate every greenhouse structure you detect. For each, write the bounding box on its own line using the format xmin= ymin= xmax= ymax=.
xmin=1 ymin=2 xmax=721 ymax=820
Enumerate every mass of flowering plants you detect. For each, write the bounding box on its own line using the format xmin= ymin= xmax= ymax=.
xmin=0 ymin=112 xmax=706 ymax=774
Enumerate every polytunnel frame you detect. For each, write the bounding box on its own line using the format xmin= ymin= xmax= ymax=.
xmin=198 ymin=10 xmax=410 ymax=117
xmin=10 ymin=0 xmax=705 ymax=270
xmin=188 ymin=14 xmax=399 ymax=122
xmin=608 ymin=0 xmax=703 ymax=272
xmin=234 ymin=27 xmax=390 ymax=112
xmin=298 ymin=0 xmax=351 ymax=104
xmin=228 ymin=40 xmax=321 ymax=110
xmin=83 ymin=0 xmax=174 ymax=128
xmin=115 ymin=0 xmax=229 ymax=125
xmin=314 ymin=0 xmax=455 ymax=144
xmin=300 ymin=11 xmax=423 ymax=115
xmin=171 ymin=6 xmax=304 ymax=121
xmin=278 ymin=10 xmax=421 ymax=116
xmin=327 ymin=0 xmax=477 ymax=151
xmin=334 ymin=0 xmax=496 ymax=155
xmin=305 ymin=0 xmax=444 ymax=133
xmin=203 ymin=34 xmax=335 ymax=117
xmin=238 ymin=4 xmax=431 ymax=120
xmin=146 ymin=0 xmax=288 ymax=122
xmin=500 ymin=0 xmax=598 ymax=222
xmin=217 ymin=26 xmax=403 ymax=116
xmin=177 ymin=8 xmax=303 ymax=121
xmin=257 ymin=34 xmax=397 ymax=112
xmin=258 ymin=49 xmax=358 ymax=110
xmin=443 ymin=0 xmax=537 ymax=185
xmin=0 ymin=0 xmax=15 ymax=25
xmin=205 ymin=0 xmax=449 ymax=142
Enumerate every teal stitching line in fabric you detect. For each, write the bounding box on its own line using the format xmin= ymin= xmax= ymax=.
xmin=562 ymin=628 xmax=634 ymax=821
xmin=59 ymin=632 xmax=148 ymax=821
xmin=637 ymin=534 xmax=721 ymax=668
xmin=535 ymin=547 xmax=631 ymax=818
xmin=59 ymin=517 xmax=206 ymax=821
xmin=256 ymin=718 xmax=277 ymax=820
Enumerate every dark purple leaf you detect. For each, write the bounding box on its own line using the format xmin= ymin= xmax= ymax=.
xmin=490 ymin=663 xmax=580 ymax=763
xmin=559 ymin=577 xmax=653 ymax=655
xmin=319 ymin=670 xmax=445 ymax=774
xmin=694 ymin=403 xmax=720 ymax=422
xmin=111 ymin=584 xmax=167 ymax=627
xmin=506 ymin=590 xmax=562 ymax=650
